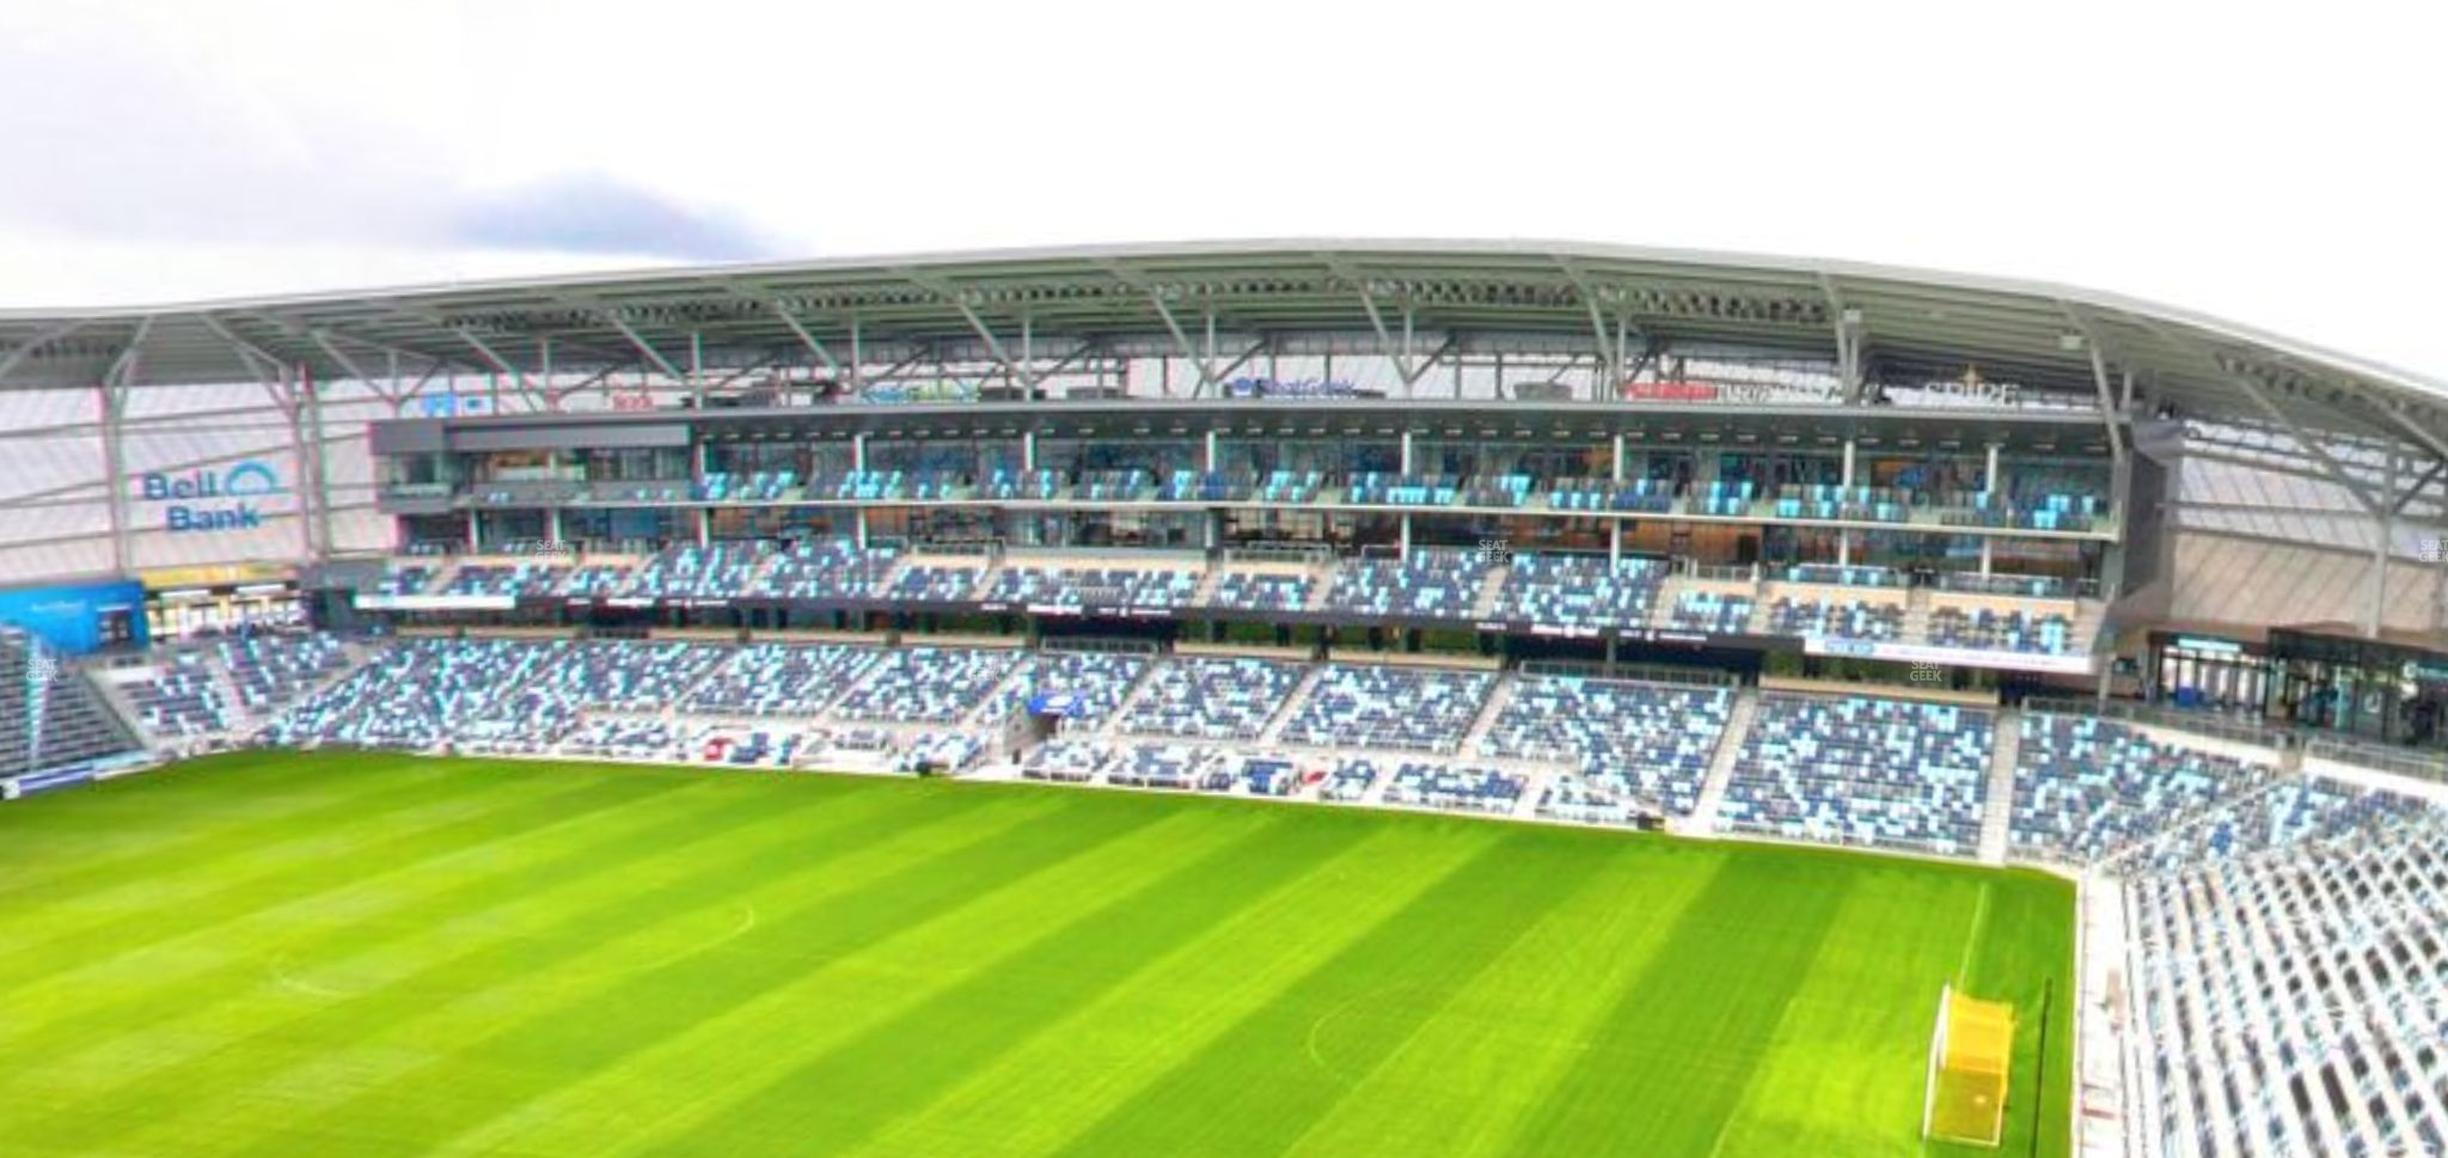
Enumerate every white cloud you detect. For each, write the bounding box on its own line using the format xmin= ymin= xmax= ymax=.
xmin=0 ymin=0 xmax=2442 ymax=378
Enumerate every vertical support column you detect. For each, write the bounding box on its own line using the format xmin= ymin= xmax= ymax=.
xmin=1400 ymin=513 xmax=1412 ymax=561
xmin=301 ymin=362 xmax=334 ymax=561
xmin=1203 ymin=429 xmax=1218 ymax=472
xmin=280 ymin=365 xmax=316 ymax=561
xmin=1201 ymin=309 xmax=1216 ymax=400
xmin=1984 ymin=442 xmax=2002 ymax=496
xmin=1609 ymin=521 xmax=1623 ymax=566
xmin=1399 ymin=429 xmax=1414 ymax=474
xmin=2370 ymin=452 xmax=2397 ymax=638
xmin=848 ymin=315 xmax=863 ymax=394
xmin=1022 ymin=430 xmax=1037 ymax=472
xmin=689 ymin=331 xmax=704 ymax=411
xmin=1841 ymin=438 xmax=1857 ymax=488
xmin=1611 ymin=432 xmax=1626 ymax=484
xmin=466 ymin=509 xmax=482 ymax=553
xmin=850 ymin=433 xmax=869 ymax=551
xmin=547 ymin=506 xmax=564 ymax=549
xmin=1980 ymin=536 xmax=1994 ymax=576
xmin=97 ymin=382 xmax=131 ymax=574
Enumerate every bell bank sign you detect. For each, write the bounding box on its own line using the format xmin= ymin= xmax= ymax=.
xmin=137 ymin=460 xmax=284 ymax=532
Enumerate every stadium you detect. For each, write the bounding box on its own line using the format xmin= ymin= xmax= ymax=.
xmin=2 ymin=238 xmax=2445 ymax=1157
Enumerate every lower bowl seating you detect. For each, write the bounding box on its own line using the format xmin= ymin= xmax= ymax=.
xmin=1480 ymin=675 xmax=1730 ymax=816
xmin=1278 ymin=664 xmax=1494 ymax=754
xmin=1118 ymin=657 xmax=1303 ymax=742
xmin=1716 ymin=693 xmax=1993 ymax=857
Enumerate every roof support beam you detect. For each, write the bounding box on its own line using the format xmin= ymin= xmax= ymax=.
xmin=2223 ymin=369 xmax=2387 ymax=515
xmin=769 ymin=301 xmax=845 ymax=378
xmin=453 ymin=329 xmax=540 ymax=400
xmin=598 ymin=313 xmax=686 ymax=381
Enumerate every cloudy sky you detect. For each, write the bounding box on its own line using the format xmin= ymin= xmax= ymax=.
xmin=2 ymin=1 xmax=2442 ymax=378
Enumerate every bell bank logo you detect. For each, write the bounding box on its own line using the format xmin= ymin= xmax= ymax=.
xmin=139 ymin=460 xmax=284 ymax=532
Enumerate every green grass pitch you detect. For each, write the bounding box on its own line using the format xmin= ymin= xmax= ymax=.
xmin=0 ymin=751 xmax=2073 ymax=1157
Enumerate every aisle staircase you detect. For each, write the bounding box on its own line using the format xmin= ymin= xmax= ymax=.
xmin=1686 ymin=687 xmax=1758 ymax=833
xmin=1978 ymin=708 xmax=2022 ymax=864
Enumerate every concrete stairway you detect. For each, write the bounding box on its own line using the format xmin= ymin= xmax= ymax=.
xmin=1978 ymin=708 xmax=2022 ymax=864
xmin=1258 ymin=665 xmax=1326 ymax=745
xmin=1686 ymin=687 xmax=1759 ymax=834
xmin=1460 ymin=675 xmax=1515 ymax=758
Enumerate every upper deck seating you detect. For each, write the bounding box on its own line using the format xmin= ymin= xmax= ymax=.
xmin=1157 ymin=471 xmax=1256 ymax=502
xmin=1118 ymin=656 xmax=1303 ymax=742
xmin=696 ymin=470 xmax=798 ymax=502
xmin=619 ymin=541 xmax=772 ymax=600
xmin=1771 ymin=484 xmax=1911 ymax=523
xmin=1278 ymin=664 xmax=1495 ymax=754
xmin=1667 ymin=591 xmax=1754 ymax=634
xmin=1319 ymin=548 xmax=1492 ymax=620
xmin=829 ymin=470 xmax=963 ymax=502
xmin=1546 ymin=476 xmax=1675 ymax=514
xmin=982 ymin=469 xmax=1063 ymax=501
xmin=1766 ymin=596 xmax=1905 ymax=641
xmin=1207 ymin=570 xmax=1314 ymax=611
xmin=984 ymin=565 xmax=1201 ymax=611
xmin=1717 ymin=693 xmax=1993 ymax=856
xmin=1929 ymin=607 xmax=2075 ymax=654
xmin=441 ymin=562 xmax=569 ymax=598
xmin=1491 ymin=555 xmax=1665 ymax=631
xmin=1076 ymin=470 xmax=1153 ymax=502
xmin=1345 ymin=472 xmax=1462 ymax=507
xmin=371 ymin=564 xmax=436 ymax=596
xmin=1694 ymin=479 xmax=1755 ymax=516
xmin=1481 ymin=675 xmax=1731 ymax=816
xmin=748 ymin=539 xmax=901 ymax=600
xmin=559 ymin=562 xmax=636 ymax=598
xmin=886 ymin=564 xmax=985 ymax=602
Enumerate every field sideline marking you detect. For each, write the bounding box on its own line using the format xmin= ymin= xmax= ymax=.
xmin=1956 ymin=881 xmax=1993 ymax=987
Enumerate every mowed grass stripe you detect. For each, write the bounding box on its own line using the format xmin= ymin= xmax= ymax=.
xmin=470 ymin=799 xmax=1290 ymax=1155
xmin=0 ymin=753 xmax=402 ymax=876
xmin=222 ymin=789 xmax=1155 ymax=1158
xmin=1701 ymin=868 xmax=1990 ymax=1158
xmin=851 ymin=819 xmax=1503 ymax=1158
xmin=0 ymin=754 xmax=473 ymax=905
xmin=621 ymin=803 xmax=1389 ymax=1156
xmin=1279 ymin=839 xmax=1727 ymax=1158
xmin=1500 ymin=849 xmax=1855 ymax=1155
xmin=22 ymin=775 xmax=1000 ymax=1158
xmin=1944 ymin=873 xmax=2076 ymax=1158
xmin=0 ymin=767 xmax=647 ymax=986
xmin=0 ymin=767 xmax=743 ymax=1072
xmin=1053 ymin=828 xmax=1610 ymax=1157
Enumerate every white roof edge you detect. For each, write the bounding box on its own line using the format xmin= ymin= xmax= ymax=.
xmin=1 ymin=236 xmax=2439 ymax=398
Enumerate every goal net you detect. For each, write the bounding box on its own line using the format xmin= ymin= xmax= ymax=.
xmin=1922 ymin=983 xmax=2014 ymax=1147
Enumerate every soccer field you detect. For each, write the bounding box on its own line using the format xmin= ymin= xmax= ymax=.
xmin=0 ymin=752 xmax=2074 ymax=1157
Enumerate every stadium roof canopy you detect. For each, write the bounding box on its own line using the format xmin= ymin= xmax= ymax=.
xmin=4 ymin=238 xmax=2446 ymax=459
